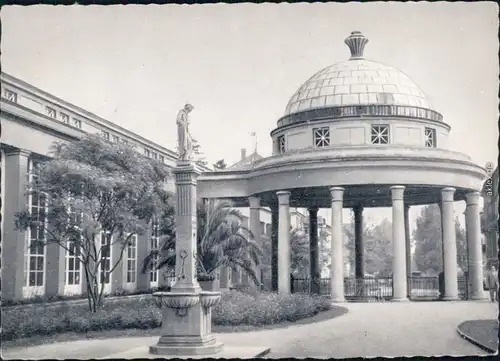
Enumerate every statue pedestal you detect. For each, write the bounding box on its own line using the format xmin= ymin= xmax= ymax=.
xmin=149 ymin=160 xmax=224 ymax=356
xmin=149 ymin=292 xmax=224 ymax=356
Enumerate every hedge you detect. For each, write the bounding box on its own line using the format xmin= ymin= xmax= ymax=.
xmin=2 ymin=291 xmax=332 ymax=341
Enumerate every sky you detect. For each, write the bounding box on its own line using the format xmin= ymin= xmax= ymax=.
xmin=2 ymin=2 xmax=499 ymax=234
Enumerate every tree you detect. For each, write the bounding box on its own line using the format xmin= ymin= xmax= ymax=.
xmin=213 ymin=159 xmax=227 ymax=171
xmin=259 ymin=227 xmax=310 ymax=279
xmin=413 ymin=205 xmax=468 ymax=276
xmin=143 ymin=200 xmax=264 ymax=286
xmin=15 ymin=134 xmax=172 ymax=312
xmin=344 ymin=218 xmax=393 ymax=277
xmin=191 ymin=138 xmax=208 ymax=167
xmin=290 ymin=228 xmax=310 ymax=278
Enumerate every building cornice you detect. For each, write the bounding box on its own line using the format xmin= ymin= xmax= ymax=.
xmin=1 ymin=72 xmax=179 ymax=162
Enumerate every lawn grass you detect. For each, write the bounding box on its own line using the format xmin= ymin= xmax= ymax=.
xmin=457 ymin=319 xmax=499 ymax=353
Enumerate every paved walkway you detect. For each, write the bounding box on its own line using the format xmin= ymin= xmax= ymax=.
xmin=2 ymin=301 xmax=497 ymax=359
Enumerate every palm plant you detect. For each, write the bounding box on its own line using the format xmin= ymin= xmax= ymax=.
xmin=142 ymin=200 xmax=264 ymax=286
xmin=260 ymin=227 xmax=310 ymax=279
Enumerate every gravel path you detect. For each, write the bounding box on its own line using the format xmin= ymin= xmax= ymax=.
xmin=2 ymin=301 xmax=496 ymax=359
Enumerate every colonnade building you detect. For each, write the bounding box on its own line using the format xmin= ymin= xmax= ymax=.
xmin=196 ymin=32 xmax=488 ymax=301
xmin=0 ymin=72 xmax=208 ymax=301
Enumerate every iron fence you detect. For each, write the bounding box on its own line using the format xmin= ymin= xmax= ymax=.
xmin=408 ymin=276 xmax=439 ymax=299
xmin=291 ymin=274 xmax=469 ymax=302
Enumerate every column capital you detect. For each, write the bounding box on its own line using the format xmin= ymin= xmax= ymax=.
xmin=441 ymin=187 xmax=456 ymax=202
xmin=353 ymin=204 xmax=364 ymax=214
xmin=307 ymin=206 xmax=319 ymax=214
xmin=390 ymin=185 xmax=405 ymax=200
xmin=330 ymin=187 xmax=344 ymax=201
xmin=466 ymin=191 xmax=481 ymax=206
xmin=249 ymin=195 xmax=261 ymax=209
xmin=276 ymin=190 xmax=291 ymax=205
xmin=5 ymin=148 xmax=31 ymax=158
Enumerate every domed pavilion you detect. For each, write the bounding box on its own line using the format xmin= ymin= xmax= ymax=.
xmin=197 ymin=31 xmax=487 ymax=302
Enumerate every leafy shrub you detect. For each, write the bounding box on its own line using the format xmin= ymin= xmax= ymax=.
xmin=213 ymin=291 xmax=331 ymax=326
xmin=1 ymin=291 xmax=331 ymax=341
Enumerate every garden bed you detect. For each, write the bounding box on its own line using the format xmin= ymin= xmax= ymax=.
xmin=2 ymin=291 xmax=342 ymax=348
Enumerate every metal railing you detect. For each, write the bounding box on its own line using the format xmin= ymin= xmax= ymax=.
xmin=290 ymin=274 xmax=469 ymax=302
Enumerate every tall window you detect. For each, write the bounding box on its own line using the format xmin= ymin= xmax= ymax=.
xmin=144 ymin=149 xmax=150 ymax=157
xmin=65 ymin=193 xmax=82 ymax=288
xmin=159 ymin=155 xmax=165 ymax=163
xmin=46 ymin=106 xmax=56 ymax=119
xmin=277 ymin=135 xmax=286 ymax=153
xmin=151 ymin=152 xmax=158 ymax=160
xmin=99 ymin=233 xmax=112 ymax=284
xmin=313 ymin=127 xmax=330 ymax=147
xmin=73 ymin=119 xmax=82 ymax=129
xmin=371 ymin=125 xmax=390 ymax=145
xmin=25 ymin=160 xmax=46 ymax=288
xmin=126 ymin=235 xmax=137 ymax=283
xmin=102 ymin=131 xmax=110 ymax=141
xmin=66 ymin=240 xmax=81 ymax=286
xmin=150 ymin=221 xmax=160 ymax=284
xmin=111 ymin=135 xmax=119 ymax=143
xmin=424 ymin=127 xmax=436 ymax=148
xmin=260 ymin=221 xmax=265 ymax=235
xmin=2 ymin=88 xmax=17 ymax=102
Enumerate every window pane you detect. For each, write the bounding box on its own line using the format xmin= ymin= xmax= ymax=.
xmin=29 ymin=272 xmax=36 ymax=286
xmin=36 ymin=256 xmax=44 ymax=270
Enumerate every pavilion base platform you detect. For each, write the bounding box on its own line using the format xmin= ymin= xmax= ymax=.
xmin=103 ymin=345 xmax=271 ymax=359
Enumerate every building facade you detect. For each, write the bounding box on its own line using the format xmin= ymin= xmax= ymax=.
xmin=0 ymin=72 xmax=203 ymax=301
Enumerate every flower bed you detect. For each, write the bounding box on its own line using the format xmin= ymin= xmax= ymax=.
xmin=2 ymin=291 xmax=332 ymax=341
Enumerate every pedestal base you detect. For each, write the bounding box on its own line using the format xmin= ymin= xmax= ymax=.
xmin=150 ymin=341 xmax=224 ymax=356
xmin=442 ymin=295 xmax=460 ymax=301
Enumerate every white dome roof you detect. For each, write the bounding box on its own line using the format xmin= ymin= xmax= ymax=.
xmin=284 ymin=31 xmax=434 ymax=117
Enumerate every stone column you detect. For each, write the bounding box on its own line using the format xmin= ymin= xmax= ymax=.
xmin=277 ymin=191 xmax=291 ymax=294
xmin=390 ymin=185 xmax=408 ymax=301
xmin=136 ymin=226 xmax=150 ymax=292
xmin=353 ymin=205 xmax=364 ymax=279
xmin=249 ymin=196 xmax=261 ymax=289
xmin=2 ymin=149 xmax=30 ymax=301
xmin=45 ymin=242 xmax=66 ymax=297
xmin=441 ymin=188 xmax=459 ymax=300
xmin=110 ymin=239 xmax=124 ymax=293
xmin=465 ymin=191 xmax=486 ymax=300
xmin=404 ymin=204 xmax=411 ymax=298
xmin=149 ymin=159 xmax=224 ymax=356
xmin=330 ymin=187 xmax=345 ymax=302
xmin=171 ymin=162 xmax=202 ymax=293
xmin=270 ymin=204 xmax=279 ymax=292
xmin=308 ymin=207 xmax=320 ymax=294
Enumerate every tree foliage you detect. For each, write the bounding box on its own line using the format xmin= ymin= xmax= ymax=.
xmin=344 ymin=218 xmax=393 ymax=277
xmin=191 ymin=138 xmax=208 ymax=167
xmin=213 ymin=159 xmax=227 ymax=171
xmin=143 ymin=200 xmax=264 ymax=286
xmin=413 ymin=204 xmax=468 ymax=276
xmin=290 ymin=228 xmax=310 ymax=278
xmin=14 ymin=134 xmax=172 ymax=312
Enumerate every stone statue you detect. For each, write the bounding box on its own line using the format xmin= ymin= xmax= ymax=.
xmin=176 ymin=104 xmax=194 ymax=161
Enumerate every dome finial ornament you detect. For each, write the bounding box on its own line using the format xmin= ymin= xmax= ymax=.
xmin=345 ymin=31 xmax=369 ymax=60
